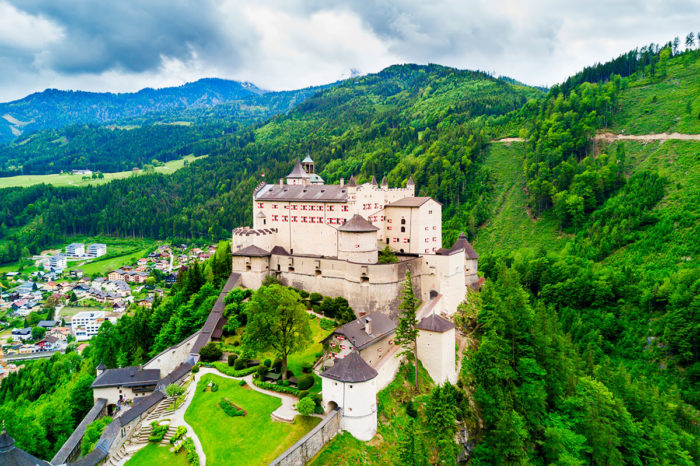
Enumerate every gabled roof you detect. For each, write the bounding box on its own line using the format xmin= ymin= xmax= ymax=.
xmin=286 ymin=160 xmax=309 ymax=179
xmin=386 ymin=196 xmax=433 ymax=208
xmin=417 ymin=314 xmax=455 ymax=333
xmin=338 ymin=214 xmax=379 ymax=233
xmin=91 ymin=366 xmax=161 ymax=388
xmin=321 ymin=350 xmax=378 ymax=383
xmin=231 ymin=245 xmax=270 ymax=257
xmin=323 ymin=312 xmax=395 ymax=350
xmin=439 ymin=232 xmax=479 ymax=259
xmin=255 ymin=184 xmax=348 ymax=203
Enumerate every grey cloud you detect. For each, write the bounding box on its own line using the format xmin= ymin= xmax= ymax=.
xmin=8 ymin=0 xmax=257 ymax=74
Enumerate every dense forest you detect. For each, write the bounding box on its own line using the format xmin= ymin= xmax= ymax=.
xmin=1 ymin=37 xmax=698 ymax=464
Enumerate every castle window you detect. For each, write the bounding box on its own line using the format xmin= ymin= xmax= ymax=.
xmin=425 ymin=238 xmax=429 ymax=243
xmin=273 ymin=204 xmax=278 ymax=209
xmin=291 ymin=205 xmax=297 ymax=210
xmin=433 ymin=226 xmax=436 ymax=230
xmin=282 ymin=216 xmax=288 ymax=222
xmin=425 ymin=226 xmax=429 ymax=231
xmin=387 ymin=218 xmax=392 ymax=223
xmin=263 ymin=219 xmax=266 ymax=225
xmin=257 ymin=202 xmax=263 ymax=208
xmin=292 ymin=216 xmax=297 ymax=222
xmin=272 ymin=215 xmax=279 ymax=221
xmin=328 ymin=205 xmax=334 ymax=211
xmin=393 ymin=238 xmax=398 ymax=243
xmin=433 ymin=237 xmax=437 ymax=241
xmin=429 ymin=210 xmax=433 ymax=214
xmin=386 ymin=239 xmax=389 ymax=244
xmin=302 ymin=205 xmax=307 ymax=211
xmin=401 ymin=218 xmax=406 ymax=225
xmin=401 ymin=226 xmax=405 ymax=233
xmin=387 ymin=226 xmax=392 ymax=230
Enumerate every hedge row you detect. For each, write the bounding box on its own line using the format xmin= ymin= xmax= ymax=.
xmin=200 ymin=362 xmax=257 ymax=377
xmin=253 ymin=379 xmax=302 ymax=397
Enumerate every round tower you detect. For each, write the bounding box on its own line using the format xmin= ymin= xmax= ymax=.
xmin=321 ymin=351 xmax=378 ymax=441
xmin=416 ymin=314 xmax=457 ymax=384
xmin=337 ymin=215 xmax=379 ymax=264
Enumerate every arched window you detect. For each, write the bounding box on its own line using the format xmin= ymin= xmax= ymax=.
xmin=401 ymin=218 xmax=406 ymax=225
xmin=401 ymin=226 xmax=406 ymax=233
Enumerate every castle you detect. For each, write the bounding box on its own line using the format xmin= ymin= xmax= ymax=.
xmin=232 ymin=156 xmax=479 ymax=319
xmin=231 ymin=157 xmax=479 ymax=441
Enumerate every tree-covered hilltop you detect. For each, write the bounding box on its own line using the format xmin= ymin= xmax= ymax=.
xmin=0 ymin=63 xmax=541 ymax=264
xmin=0 ymin=78 xmax=265 ymax=143
xmin=0 ymin=83 xmax=331 ymax=176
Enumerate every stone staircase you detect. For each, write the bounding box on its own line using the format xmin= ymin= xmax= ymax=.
xmin=160 ymin=425 xmax=177 ymax=446
xmin=145 ymin=396 xmax=176 ymax=422
xmin=106 ymin=444 xmax=128 ymax=466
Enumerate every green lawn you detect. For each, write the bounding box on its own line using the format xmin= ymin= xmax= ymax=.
xmin=474 ymin=142 xmax=566 ymax=254
xmin=125 ymin=443 xmax=190 ymax=466
xmin=72 ymin=247 xmax=153 ymax=276
xmin=0 ymin=155 xmax=206 ymax=189
xmin=184 ymin=374 xmax=320 ymax=465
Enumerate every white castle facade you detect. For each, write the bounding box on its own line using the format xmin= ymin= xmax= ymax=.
xmin=231 ymin=156 xmax=478 ymax=441
xmin=232 ymin=156 xmax=479 ymax=319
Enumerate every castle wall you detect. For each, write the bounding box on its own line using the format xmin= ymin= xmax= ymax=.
xmin=269 ymin=409 xmax=341 ymax=466
xmin=417 ymin=327 xmax=457 ymax=385
xmin=422 ymin=252 xmax=466 ymax=317
xmin=232 ymin=255 xmax=269 ymax=289
xmin=144 ymin=331 xmax=199 ymax=375
xmin=272 ymin=255 xmax=425 ymax=317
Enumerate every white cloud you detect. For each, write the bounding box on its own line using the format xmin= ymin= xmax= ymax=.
xmin=0 ymin=0 xmax=698 ymax=101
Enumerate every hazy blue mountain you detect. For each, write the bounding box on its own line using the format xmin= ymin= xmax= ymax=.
xmin=0 ymin=78 xmax=266 ymax=143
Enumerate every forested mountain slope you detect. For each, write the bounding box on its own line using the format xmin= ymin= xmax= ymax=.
xmin=0 ymin=64 xmax=540 ymax=264
xmin=0 ymin=78 xmax=264 ymax=143
xmin=0 ymin=83 xmax=329 ymax=176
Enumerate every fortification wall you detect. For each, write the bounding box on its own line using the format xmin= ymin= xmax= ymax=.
xmin=144 ymin=331 xmax=199 ymax=374
xmin=269 ymin=409 xmax=341 ymax=466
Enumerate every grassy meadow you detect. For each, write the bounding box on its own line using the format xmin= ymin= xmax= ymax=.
xmin=0 ymin=154 xmax=206 ymax=189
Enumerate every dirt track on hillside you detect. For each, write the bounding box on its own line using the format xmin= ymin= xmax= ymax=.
xmin=493 ymin=132 xmax=700 ymax=144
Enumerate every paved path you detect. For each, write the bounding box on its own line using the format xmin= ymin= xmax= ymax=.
xmin=493 ymin=133 xmax=700 ymax=144
xmin=197 ymin=367 xmax=299 ymax=422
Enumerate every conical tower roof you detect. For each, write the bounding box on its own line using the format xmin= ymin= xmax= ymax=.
xmin=287 ymin=160 xmax=309 ymax=179
xmin=380 ymin=176 xmax=388 ymax=188
xmin=447 ymin=232 xmax=479 ymax=259
xmin=406 ymin=176 xmax=415 ymax=187
xmin=338 ymin=214 xmax=379 ymax=233
xmin=321 ymin=351 xmax=378 ymax=383
xmin=370 ymin=175 xmax=378 ymax=186
xmin=97 ymin=361 xmax=106 ymax=371
xmin=347 ymin=176 xmax=356 ymax=187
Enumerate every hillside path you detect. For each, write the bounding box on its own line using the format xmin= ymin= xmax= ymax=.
xmin=493 ymin=132 xmax=700 ymax=143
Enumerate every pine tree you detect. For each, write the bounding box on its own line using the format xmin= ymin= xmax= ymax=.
xmin=425 ymin=385 xmax=459 ymax=464
xmin=397 ymin=418 xmax=428 ymax=465
xmin=395 ymin=271 xmax=420 ymax=390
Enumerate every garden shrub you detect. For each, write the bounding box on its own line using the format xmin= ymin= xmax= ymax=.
xmin=297 ymin=374 xmax=314 ymax=391
xmin=199 ymin=342 xmax=222 ymax=362
xmin=256 ymin=365 xmax=268 ymax=377
xmin=239 ymin=379 xmax=246 ymax=386
xmin=234 ymin=357 xmax=248 ymax=370
xmin=211 ymin=382 xmax=219 ymax=392
xmin=170 ymin=425 xmax=187 ymax=444
xmin=166 ymin=383 xmax=185 ymax=397
xmin=263 ymin=359 xmax=271 ymax=367
xmin=320 ymin=318 xmax=338 ymax=331
xmin=272 ymin=358 xmax=282 ymax=372
xmin=148 ymin=422 xmax=168 ymax=442
xmin=297 ymin=396 xmax=316 ymax=416
xmin=219 ymin=398 xmax=246 ymax=417
xmin=191 ymin=365 xmax=200 ymax=373
xmin=184 ymin=437 xmax=199 ymax=465
xmin=309 ymin=292 xmax=323 ymax=306
xmin=298 ymin=390 xmax=309 ymax=399
xmin=209 ymin=362 xmax=257 ymax=377
xmin=301 ymin=362 xmax=314 ymax=373
xmin=227 ymin=354 xmax=238 ymax=366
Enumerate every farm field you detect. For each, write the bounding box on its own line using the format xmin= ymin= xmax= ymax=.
xmin=0 ymin=155 xmax=206 ymax=189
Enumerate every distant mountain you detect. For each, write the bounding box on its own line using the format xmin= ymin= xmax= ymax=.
xmin=0 ymin=78 xmax=266 ymax=143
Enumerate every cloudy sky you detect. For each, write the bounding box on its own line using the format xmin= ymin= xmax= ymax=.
xmin=0 ymin=0 xmax=698 ymax=101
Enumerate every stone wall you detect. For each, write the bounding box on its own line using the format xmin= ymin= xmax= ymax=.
xmin=269 ymin=409 xmax=341 ymax=466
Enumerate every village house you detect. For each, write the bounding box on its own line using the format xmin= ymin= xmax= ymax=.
xmin=107 ymin=270 xmax=124 ymax=281
xmin=86 ymin=243 xmax=107 ymax=257
xmin=71 ymin=311 xmax=117 ymax=341
xmin=49 ymin=253 xmax=67 ymax=270
xmin=66 ymin=243 xmax=85 ymax=257
xmin=11 ymin=327 xmax=32 ymax=341
xmin=91 ymin=363 xmax=161 ymax=409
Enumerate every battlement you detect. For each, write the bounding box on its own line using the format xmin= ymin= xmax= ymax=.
xmin=232 ymin=227 xmax=278 ymax=237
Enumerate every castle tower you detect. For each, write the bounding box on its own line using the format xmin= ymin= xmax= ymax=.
xmin=321 ymin=350 xmax=378 ymax=441
xmin=449 ymin=233 xmax=479 ymax=289
xmin=302 ymin=154 xmax=315 ymax=174
xmin=416 ymin=314 xmax=457 ymax=384
xmin=96 ymin=360 xmax=106 ymax=376
xmin=337 ymin=215 xmax=379 ymax=264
